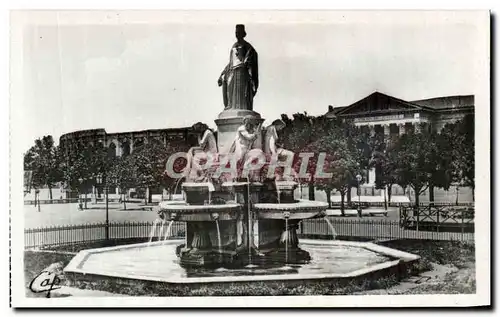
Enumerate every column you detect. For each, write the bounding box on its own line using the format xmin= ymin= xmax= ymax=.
xmin=414 ymin=123 xmax=420 ymax=133
xmin=368 ymin=168 xmax=376 ymax=185
xmin=114 ymin=141 xmax=121 ymax=157
xmin=383 ymin=124 xmax=390 ymax=147
xmin=383 ymin=124 xmax=390 ymax=137
xmin=399 ymin=123 xmax=406 ymax=135
xmin=369 ymin=124 xmax=375 ymax=137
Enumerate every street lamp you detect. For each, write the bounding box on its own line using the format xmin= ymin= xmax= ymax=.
xmin=356 ymin=174 xmax=362 ymax=217
xmin=96 ymin=173 xmax=109 ymax=240
xmin=35 ymin=188 xmax=40 ymax=212
xmin=78 ymin=177 xmax=84 ymax=210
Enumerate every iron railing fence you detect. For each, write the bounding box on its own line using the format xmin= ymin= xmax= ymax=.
xmin=24 ymin=198 xmax=92 ymax=205
xmin=24 ymin=217 xmax=474 ymax=250
xmin=399 ymin=204 xmax=474 ymax=232
xmin=299 ymin=217 xmax=474 ymax=242
xmin=25 ymin=198 xmax=474 ymax=208
xmin=23 ymin=198 xmax=151 ymax=205
xmin=321 ymin=201 xmax=473 ymax=208
xmin=24 ymin=221 xmax=186 ymax=249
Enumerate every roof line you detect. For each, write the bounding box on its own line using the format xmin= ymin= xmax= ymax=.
xmin=410 ymin=94 xmax=474 ymax=103
xmin=334 ymin=91 xmax=436 ymax=116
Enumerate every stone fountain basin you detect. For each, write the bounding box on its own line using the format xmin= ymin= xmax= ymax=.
xmin=64 ymin=239 xmax=420 ymax=286
xmin=158 ymin=201 xmax=241 ymax=221
xmin=253 ymin=199 xmax=329 ymax=220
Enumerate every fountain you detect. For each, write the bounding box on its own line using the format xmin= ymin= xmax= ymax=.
xmin=156 ymin=176 xmax=328 ymax=268
xmin=63 ymin=24 xmax=419 ymax=293
xmin=64 ymin=128 xmax=419 ymax=289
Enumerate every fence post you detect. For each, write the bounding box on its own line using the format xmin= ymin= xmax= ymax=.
xmin=461 ymin=208 xmax=465 ymax=240
xmin=416 ymin=205 xmax=419 ymax=232
xmin=436 ymin=206 xmax=440 ymax=233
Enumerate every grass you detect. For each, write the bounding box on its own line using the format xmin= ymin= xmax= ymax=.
xmin=380 ymin=239 xmax=475 ymax=269
xmin=24 ymin=251 xmax=74 ymax=298
xmin=362 ymin=239 xmax=477 ymax=295
xmin=66 ymin=274 xmax=403 ymax=297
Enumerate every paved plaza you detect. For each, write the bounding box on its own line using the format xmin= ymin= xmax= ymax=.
xmin=24 ymin=202 xmax=158 ymax=229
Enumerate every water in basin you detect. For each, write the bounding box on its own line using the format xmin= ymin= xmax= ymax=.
xmin=78 ymin=240 xmax=393 ymax=280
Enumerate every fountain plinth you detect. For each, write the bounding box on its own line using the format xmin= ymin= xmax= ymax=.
xmin=276 ymin=181 xmax=298 ymax=203
xmin=182 ymin=182 xmax=215 ymax=205
xmin=214 ymin=110 xmax=264 ymax=154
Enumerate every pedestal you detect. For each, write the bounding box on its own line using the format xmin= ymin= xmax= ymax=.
xmin=214 ymin=109 xmax=264 ymax=154
xmin=179 ymin=221 xmax=242 ymax=268
xmin=262 ymin=219 xmax=311 ymax=264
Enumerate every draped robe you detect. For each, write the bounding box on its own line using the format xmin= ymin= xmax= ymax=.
xmin=220 ymin=40 xmax=259 ymax=111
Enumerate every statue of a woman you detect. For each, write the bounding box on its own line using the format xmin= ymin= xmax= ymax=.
xmin=228 ymin=115 xmax=262 ymax=165
xmin=264 ymin=119 xmax=297 ymax=181
xmin=182 ymin=122 xmax=218 ymax=182
xmin=218 ymin=24 xmax=259 ymax=111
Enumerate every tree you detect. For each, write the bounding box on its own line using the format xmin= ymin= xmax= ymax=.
xmin=431 ymin=124 xmax=459 ymax=204
xmin=436 ymin=114 xmax=474 ymax=202
xmin=338 ymin=120 xmax=372 ymax=204
xmin=281 ymin=113 xmax=332 ymax=200
xmin=108 ymin=155 xmax=136 ymax=210
xmin=59 ymin=139 xmax=109 ymax=208
xmin=160 ymin=141 xmax=190 ymax=200
xmin=294 ymin=119 xmax=362 ymax=215
xmin=370 ymin=137 xmax=399 ymax=210
xmin=393 ymin=124 xmax=439 ymax=207
xmin=323 ymin=142 xmax=360 ymax=215
xmin=59 ymin=140 xmax=88 ymax=207
xmin=456 ymin=114 xmax=475 ymax=201
xmin=129 ymin=139 xmax=171 ymax=204
xmin=23 ymin=136 xmax=62 ymax=199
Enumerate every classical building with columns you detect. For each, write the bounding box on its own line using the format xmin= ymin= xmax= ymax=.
xmin=325 ymin=91 xmax=474 ymax=188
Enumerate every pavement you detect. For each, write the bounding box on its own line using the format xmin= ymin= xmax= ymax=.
xmin=24 ymin=201 xmax=159 ymax=229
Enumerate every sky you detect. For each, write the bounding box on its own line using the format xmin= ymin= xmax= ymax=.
xmin=17 ymin=11 xmax=483 ymax=152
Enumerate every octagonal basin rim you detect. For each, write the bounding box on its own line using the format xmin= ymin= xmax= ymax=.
xmin=159 ymin=202 xmax=242 ymax=211
xmin=221 ymin=181 xmax=263 ymax=187
xmin=182 ymin=182 xmax=214 ymax=188
xmin=253 ymin=199 xmax=329 ymax=210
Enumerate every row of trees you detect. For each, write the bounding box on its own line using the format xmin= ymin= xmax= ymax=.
xmin=280 ymin=113 xmax=474 ymax=212
xmin=24 ymin=114 xmax=474 ymax=212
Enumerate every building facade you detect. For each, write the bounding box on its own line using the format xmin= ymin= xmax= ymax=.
xmin=325 ymin=92 xmax=474 ymax=187
xmin=59 ymin=127 xmax=199 ymax=157
xmin=59 ymin=127 xmax=199 ymax=198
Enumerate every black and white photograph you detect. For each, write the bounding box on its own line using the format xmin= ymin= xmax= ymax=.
xmin=9 ymin=10 xmax=490 ymax=307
